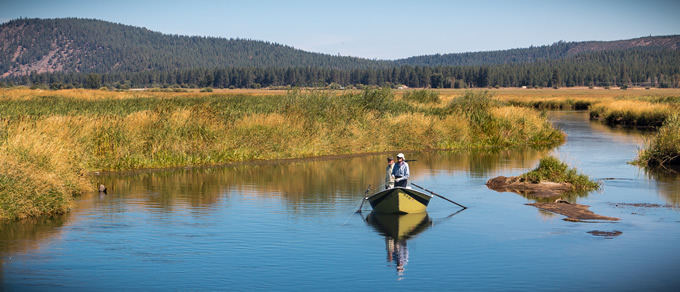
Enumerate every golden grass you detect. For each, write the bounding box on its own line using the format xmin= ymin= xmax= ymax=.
xmin=0 ymin=88 xmax=566 ymax=220
xmin=589 ymin=100 xmax=675 ymax=127
xmin=0 ymin=88 xmax=286 ymax=101
xmin=633 ymin=114 xmax=680 ymax=167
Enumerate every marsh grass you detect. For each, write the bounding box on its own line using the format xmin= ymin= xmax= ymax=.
xmin=505 ymin=98 xmax=594 ymax=110
xmin=402 ymin=89 xmax=441 ymax=104
xmin=589 ymin=100 xmax=674 ymax=127
xmin=521 ymin=156 xmax=600 ymax=192
xmin=633 ymin=114 xmax=680 ymax=168
xmin=0 ymin=88 xmax=565 ymax=220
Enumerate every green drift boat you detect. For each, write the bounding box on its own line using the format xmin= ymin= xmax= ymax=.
xmin=367 ymin=187 xmax=433 ymax=214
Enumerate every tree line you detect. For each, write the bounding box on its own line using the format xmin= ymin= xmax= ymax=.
xmin=4 ymin=48 xmax=679 ymax=89
xmin=1 ymin=18 xmax=678 ymax=89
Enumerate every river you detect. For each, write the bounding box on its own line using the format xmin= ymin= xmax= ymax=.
xmin=1 ymin=111 xmax=679 ymax=291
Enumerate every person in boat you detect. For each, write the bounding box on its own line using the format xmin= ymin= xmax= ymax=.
xmin=392 ymin=153 xmax=410 ymax=188
xmin=385 ymin=156 xmax=395 ymax=189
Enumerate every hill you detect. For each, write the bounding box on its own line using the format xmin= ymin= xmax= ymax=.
xmin=395 ymin=36 xmax=680 ymax=66
xmin=0 ymin=18 xmax=678 ymax=89
xmin=0 ymin=18 xmax=388 ymax=77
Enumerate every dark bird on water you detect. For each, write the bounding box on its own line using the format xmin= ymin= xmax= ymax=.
xmin=98 ymin=184 xmax=107 ymax=194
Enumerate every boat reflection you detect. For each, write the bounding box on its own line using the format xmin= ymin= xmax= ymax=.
xmin=365 ymin=211 xmax=432 ymax=278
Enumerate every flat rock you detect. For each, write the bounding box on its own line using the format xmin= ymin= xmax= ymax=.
xmin=588 ymin=230 xmax=623 ymax=238
xmin=528 ymin=202 xmax=620 ymax=221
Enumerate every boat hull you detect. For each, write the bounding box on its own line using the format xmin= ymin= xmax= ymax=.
xmin=367 ymin=187 xmax=433 ymax=214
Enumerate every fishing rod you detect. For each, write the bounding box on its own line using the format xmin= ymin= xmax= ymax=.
xmin=355 ymin=184 xmax=372 ymax=213
xmin=411 ymin=183 xmax=467 ymax=210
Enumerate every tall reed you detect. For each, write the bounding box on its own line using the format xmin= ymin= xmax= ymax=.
xmin=0 ymin=88 xmax=565 ymax=220
xmin=589 ymin=99 xmax=675 ymax=127
xmin=633 ymin=114 xmax=680 ymax=168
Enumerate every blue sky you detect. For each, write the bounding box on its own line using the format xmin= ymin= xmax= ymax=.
xmin=1 ymin=0 xmax=679 ymax=59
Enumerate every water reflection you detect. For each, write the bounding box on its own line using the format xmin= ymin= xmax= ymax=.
xmin=95 ymin=148 xmax=548 ymax=214
xmin=588 ymin=119 xmax=650 ymax=143
xmin=365 ymin=211 xmax=432 ymax=278
xmin=503 ymin=188 xmax=594 ymax=203
xmin=363 ymin=209 xmax=466 ymax=279
xmin=644 ymin=168 xmax=680 ymax=206
xmin=0 ymin=147 xmax=548 ymax=279
xmin=0 ymin=214 xmax=71 ymax=278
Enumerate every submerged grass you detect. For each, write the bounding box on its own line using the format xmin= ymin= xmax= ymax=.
xmin=0 ymin=88 xmax=565 ymax=220
xmin=520 ymin=156 xmax=600 ymax=192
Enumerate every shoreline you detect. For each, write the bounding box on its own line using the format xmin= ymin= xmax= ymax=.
xmin=0 ymin=89 xmax=580 ymax=221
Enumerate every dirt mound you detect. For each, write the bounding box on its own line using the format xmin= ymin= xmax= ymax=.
xmin=486 ymin=176 xmax=573 ymax=198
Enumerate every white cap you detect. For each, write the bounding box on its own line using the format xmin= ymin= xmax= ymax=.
xmin=397 ymin=153 xmax=405 ymax=159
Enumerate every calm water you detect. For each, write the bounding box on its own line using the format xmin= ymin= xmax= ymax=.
xmin=2 ymin=111 xmax=679 ymax=291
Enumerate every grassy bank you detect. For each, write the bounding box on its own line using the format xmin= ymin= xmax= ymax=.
xmin=468 ymin=88 xmax=680 ymax=169
xmin=633 ymin=114 xmax=680 ymax=168
xmin=521 ymin=156 xmax=600 ymax=192
xmin=0 ymin=88 xmax=564 ymax=220
xmin=589 ymin=98 xmax=677 ymax=128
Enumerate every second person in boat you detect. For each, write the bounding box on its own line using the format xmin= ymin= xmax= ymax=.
xmin=392 ymin=153 xmax=410 ymax=188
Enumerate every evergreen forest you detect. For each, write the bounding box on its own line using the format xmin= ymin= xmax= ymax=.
xmin=1 ymin=18 xmax=679 ymax=89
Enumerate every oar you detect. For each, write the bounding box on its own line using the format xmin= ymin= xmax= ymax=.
xmin=355 ymin=184 xmax=372 ymax=213
xmin=411 ymin=183 xmax=467 ymax=209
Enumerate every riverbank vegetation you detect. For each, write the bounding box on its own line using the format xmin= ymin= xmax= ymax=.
xmin=633 ymin=114 xmax=680 ymax=168
xmin=489 ymin=88 xmax=680 ymax=169
xmin=520 ymin=156 xmax=600 ymax=192
xmin=0 ymin=88 xmax=565 ymax=220
xmin=589 ymin=98 xmax=677 ymax=128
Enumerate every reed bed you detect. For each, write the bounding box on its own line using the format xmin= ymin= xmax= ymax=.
xmin=633 ymin=114 xmax=680 ymax=168
xmin=589 ymin=99 xmax=676 ymax=127
xmin=0 ymin=88 xmax=564 ymax=220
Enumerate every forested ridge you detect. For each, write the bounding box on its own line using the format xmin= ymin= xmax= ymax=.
xmin=0 ymin=18 xmax=388 ymax=75
xmin=1 ymin=18 xmax=679 ymax=88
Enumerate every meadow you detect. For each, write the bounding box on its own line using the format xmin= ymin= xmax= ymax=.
xmin=0 ymin=88 xmax=565 ymax=220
